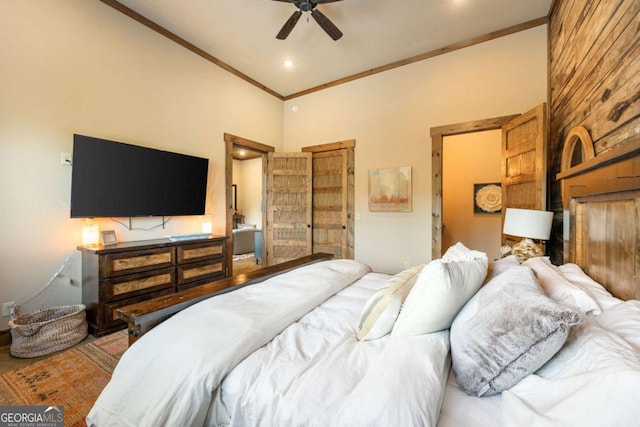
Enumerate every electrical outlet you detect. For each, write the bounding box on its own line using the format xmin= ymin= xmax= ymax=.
xmin=60 ymin=152 xmax=72 ymax=165
xmin=2 ymin=301 xmax=15 ymax=317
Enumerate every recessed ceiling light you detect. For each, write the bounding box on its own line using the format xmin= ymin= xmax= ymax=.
xmin=283 ymin=59 xmax=294 ymax=68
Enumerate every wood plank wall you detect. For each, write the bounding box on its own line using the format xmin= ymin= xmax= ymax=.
xmin=548 ymin=0 xmax=640 ymax=264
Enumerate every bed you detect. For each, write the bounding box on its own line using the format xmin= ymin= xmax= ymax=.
xmin=87 ymin=131 xmax=640 ymax=426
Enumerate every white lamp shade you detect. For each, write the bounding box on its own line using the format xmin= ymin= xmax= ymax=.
xmin=503 ymin=208 xmax=553 ymax=240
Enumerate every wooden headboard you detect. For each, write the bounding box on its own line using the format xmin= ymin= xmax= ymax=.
xmin=557 ymin=127 xmax=640 ymax=301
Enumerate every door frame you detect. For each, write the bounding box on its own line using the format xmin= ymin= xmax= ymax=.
xmin=430 ymin=115 xmax=519 ymax=259
xmin=224 ymin=133 xmax=274 ymax=276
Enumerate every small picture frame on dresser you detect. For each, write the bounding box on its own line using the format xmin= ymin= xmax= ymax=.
xmin=101 ymin=230 xmax=117 ymax=246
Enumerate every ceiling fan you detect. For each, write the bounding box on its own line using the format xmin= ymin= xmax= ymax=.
xmin=272 ymin=0 xmax=344 ymax=41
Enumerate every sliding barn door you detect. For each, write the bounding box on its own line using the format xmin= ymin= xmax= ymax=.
xmin=501 ymin=103 xmax=547 ymax=245
xmin=266 ymin=152 xmax=312 ymax=265
xmin=311 ymin=149 xmax=350 ymax=259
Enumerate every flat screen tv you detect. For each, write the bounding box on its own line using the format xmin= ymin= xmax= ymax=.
xmin=70 ymin=134 xmax=209 ymax=218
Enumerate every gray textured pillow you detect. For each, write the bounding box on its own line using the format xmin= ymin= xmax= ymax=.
xmin=484 ymin=255 xmax=520 ymax=284
xmin=450 ymin=266 xmax=580 ymax=397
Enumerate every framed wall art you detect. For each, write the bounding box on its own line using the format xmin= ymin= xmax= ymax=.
xmin=473 ymin=182 xmax=502 ymax=214
xmin=368 ymin=166 xmax=412 ymax=212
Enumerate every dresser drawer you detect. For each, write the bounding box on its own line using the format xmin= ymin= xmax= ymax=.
xmin=177 ymin=258 xmax=225 ymax=285
xmin=177 ymin=240 xmax=224 ymax=264
xmin=101 ymin=247 xmax=175 ymax=278
xmin=103 ymin=288 xmax=174 ymax=330
xmin=101 ymin=267 xmax=175 ymax=302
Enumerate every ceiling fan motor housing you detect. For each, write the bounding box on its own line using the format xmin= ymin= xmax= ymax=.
xmin=296 ymin=1 xmax=317 ymax=12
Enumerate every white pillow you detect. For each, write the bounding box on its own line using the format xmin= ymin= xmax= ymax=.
xmin=558 ymin=263 xmax=622 ymax=311
xmin=356 ymin=265 xmax=423 ymax=341
xmin=442 ymin=242 xmax=484 ymax=262
xmin=523 ymin=257 xmax=601 ymax=316
xmin=392 ymin=251 xmax=488 ymax=337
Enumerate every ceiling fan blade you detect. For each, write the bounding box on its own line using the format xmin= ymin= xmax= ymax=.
xmin=270 ymin=0 xmax=296 ymax=3
xmin=276 ymin=10 xmax=302 ymax=40
xmin=311 ymin=9 xmax=343 ymax=40
xmin=315 ymin=0 xmax=343 ymax=3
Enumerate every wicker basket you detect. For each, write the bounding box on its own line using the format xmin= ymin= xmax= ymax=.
xmin=8 ymin=304 xmax=88 ymax=358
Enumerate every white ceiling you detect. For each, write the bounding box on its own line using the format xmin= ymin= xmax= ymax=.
xmin=114 ymin=0 xmax=553 ymax=98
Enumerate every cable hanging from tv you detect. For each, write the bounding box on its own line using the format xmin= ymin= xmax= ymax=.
xmin=111 ymin=216 xmax=171 ymax=231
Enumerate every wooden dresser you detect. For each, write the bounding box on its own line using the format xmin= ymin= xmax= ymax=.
xmin=78 ymin=236 xmax=227 ymax=336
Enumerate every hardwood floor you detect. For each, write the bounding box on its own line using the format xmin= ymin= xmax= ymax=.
xmin=0 ymin=335 xmax=96 ymax=374
xmin=232 ymin=254 xmax=263 ymax=275
xmin=0 ymin=344 xmax=36 ymax=373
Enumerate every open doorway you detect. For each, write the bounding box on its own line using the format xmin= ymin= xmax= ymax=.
xmin=430 ymin=115 xmax=519 ymax=259
xmin=224 ymin=136 xmax=356 ymax=273
xmin=431 ymin=104 xmax=547 ymax=260
xmin=224 ymin=133 xmax=274 ymax=276
xmin=442 ymin=130 xmax=502 ymax=260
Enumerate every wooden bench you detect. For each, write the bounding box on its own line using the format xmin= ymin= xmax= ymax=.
xmin=117 ymin=253 xmax=333 ymax=345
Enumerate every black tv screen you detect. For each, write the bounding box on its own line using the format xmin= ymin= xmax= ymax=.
xmin=70 ymin=134 xmax=209 ymax=218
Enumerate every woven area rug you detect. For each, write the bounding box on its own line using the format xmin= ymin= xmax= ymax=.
xmin=0 ymin=330 xmax=127 ymax=426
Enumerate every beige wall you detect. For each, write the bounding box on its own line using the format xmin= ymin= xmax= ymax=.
xmin=443 ymin=130 xmax=502 ymax=260
xmin=232 ymin=158 xmax=263 ymax=227
xmin=0 ymin=2 xmax=283 ymax=326
xmin=283 ymin=26 xmax=547 ymax=274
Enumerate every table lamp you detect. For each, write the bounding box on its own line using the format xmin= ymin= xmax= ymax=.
xmin=82 ymin=219 xmax=100 ymax=246
xmin=503 ymin=208 xmax=553 ymax=262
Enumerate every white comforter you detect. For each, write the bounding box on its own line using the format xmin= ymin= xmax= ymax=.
xmin=87 ymin=259 xmax=371 ymax=427
xmin=439 ymin=300 xmax=640 ymax=427
xmin=214 ymin=272 xmax=451 ymax=427
xmin=503 ymin=300 xmax=640 ymax=427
